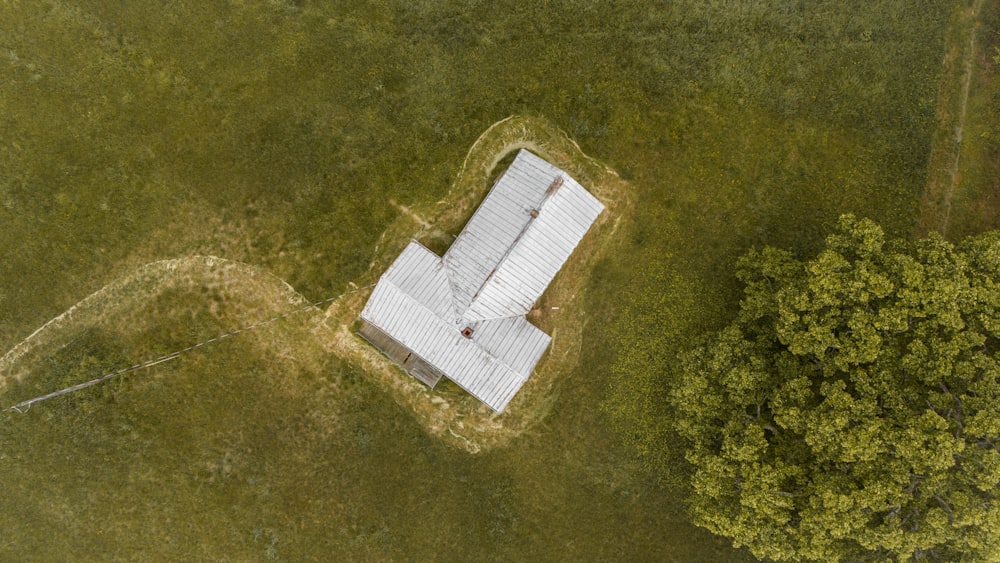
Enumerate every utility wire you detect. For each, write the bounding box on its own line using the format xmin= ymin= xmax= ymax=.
xmin=1 ymin=284 xmax=373 ymax=414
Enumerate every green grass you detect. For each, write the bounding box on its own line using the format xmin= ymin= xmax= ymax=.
xmin=946 ymin=0 xmax=1000 ymax=239
xmin=601 ymin=0 xmax=953 ymax=497
xmin=0 ymin=0 xmax=959 ymax=559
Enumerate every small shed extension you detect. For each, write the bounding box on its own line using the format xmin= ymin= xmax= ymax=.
xmin=359 ymin=149 xmax=604 ymax=412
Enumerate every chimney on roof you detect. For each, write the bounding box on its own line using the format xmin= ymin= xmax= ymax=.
xmin=546 ymin=176 xmax=564 ymax=195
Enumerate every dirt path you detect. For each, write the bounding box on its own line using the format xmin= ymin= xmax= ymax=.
xmin=0 ymin=115 xmax=634 ymax=453
xmin=0 ymin=256 xmax=313 ymax=389
xmin=918 ymin=0 xmax=986 ymax=236
xmin=388 ymin=199 xmax=432 ymax=232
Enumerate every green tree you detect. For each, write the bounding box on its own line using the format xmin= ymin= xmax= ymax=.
xmin=670 ymin=215 xmax=1000 ymax=561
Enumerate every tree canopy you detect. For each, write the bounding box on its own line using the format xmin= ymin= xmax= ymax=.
xmin=670 ymin=215 xmax=1000 ymax=561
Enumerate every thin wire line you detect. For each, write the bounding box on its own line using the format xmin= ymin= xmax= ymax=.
xmin=1 ymin=284 xmax=373 ymax=414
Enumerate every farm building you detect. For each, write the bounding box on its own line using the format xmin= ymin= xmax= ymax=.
xmin=358 ymin=150 xmax=604 ymax=412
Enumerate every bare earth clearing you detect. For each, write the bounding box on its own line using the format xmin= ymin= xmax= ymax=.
xmin=0 ymin=115 xmax=633 ymax=453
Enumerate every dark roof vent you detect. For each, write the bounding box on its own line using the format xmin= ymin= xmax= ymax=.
xmin=530 ymin=209 xmax=539 ymax=218
xmin=461 ymin=327 xmax=474 ymax=339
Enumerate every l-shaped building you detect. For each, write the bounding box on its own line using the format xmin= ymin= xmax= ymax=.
xmin=358 ymin=150 xmax=604 ymax=412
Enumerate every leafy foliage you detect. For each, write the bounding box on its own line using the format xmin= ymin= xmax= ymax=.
xmin=671 ymin=215 xmax=1000 ymax=561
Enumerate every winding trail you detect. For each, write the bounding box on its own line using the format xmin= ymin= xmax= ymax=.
xmin=0 ymin=115 xmax=633 ymax=453
xmin=1 ymin=256 xmax=309 ymax=387
xmin=2 ymin=285 xmax=373 ymax=414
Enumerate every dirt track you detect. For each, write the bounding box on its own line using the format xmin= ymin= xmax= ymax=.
xmin=0 ymin=115 xmax=633 ymax=453
xmin=918 ymin=0 xmax=987 ymax=236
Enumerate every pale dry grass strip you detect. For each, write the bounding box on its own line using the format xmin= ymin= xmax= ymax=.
xmin=1 ymin=115 xmax=634 ymax=454
xmin=918 ymin=0 xmax=986 ymax=236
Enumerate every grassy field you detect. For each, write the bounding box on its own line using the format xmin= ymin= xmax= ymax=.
xmin=938 ymin=0 xmax=1000 ymax=239
xmin=0 ymin=0 xmax=971 ymax=560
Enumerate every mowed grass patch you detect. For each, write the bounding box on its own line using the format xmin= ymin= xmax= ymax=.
xmin=323 ymin=114 xmax=633 ymax=454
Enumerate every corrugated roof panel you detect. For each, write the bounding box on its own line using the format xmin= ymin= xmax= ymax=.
xmin=381 ymin=241 xmax=457 ymax=321
xmin=463 ymin=170 xmax=604 ymax=321
xmin=362 ymin=280 xmax=528 ymax=412
xmin=443 ymin=150 xmax=556 ymax=311
xmin=473 ymin=316 xmax=551 ymax=376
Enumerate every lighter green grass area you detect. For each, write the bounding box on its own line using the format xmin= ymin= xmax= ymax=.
xmin=944 ymin=0 xmax=1000 ymax=239
xmin=1 ymin=115 xmax=630 ymax=454
xmin=0 ymin=0 xmax=957 ymax=560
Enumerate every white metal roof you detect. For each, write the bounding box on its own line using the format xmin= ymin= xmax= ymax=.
xmin=361 ymin=242 xmax=550 ymax=412
xmin=445 ymin=150 xmax=604 ymax=321
xmin=359 ymin=150 xmax=603 ymax=412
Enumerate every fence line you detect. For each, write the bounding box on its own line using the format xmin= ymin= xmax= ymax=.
xmin=2 ymin=284 xmax=373 ymax=414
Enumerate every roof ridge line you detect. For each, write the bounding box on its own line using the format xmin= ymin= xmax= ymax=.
xmin=441 ymin=149 xmax=556 ymax=313
xmin=379 ymin=273 xmax=542 ymax=379
xmin=389 ymin=240 xmax=465 ymax=325
xmin=460 ymin=174 xmax=563 ymax=323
